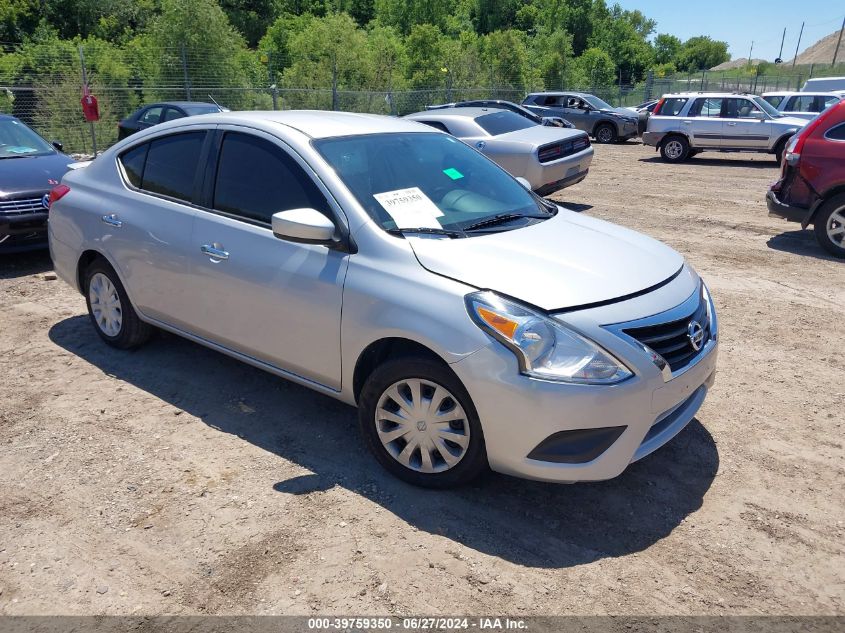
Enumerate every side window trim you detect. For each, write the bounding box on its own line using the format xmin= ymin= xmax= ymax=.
xmin=115 ymin=126 xmax=214 ymax=209
xmin=202 ymin=124 xmax=352 ymax=239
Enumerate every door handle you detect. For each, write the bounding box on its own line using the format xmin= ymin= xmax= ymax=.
xmin=101 ymin=214 xmax=123 ymax=228
xmin=726 ymin=122 xmax=738 ymax=126
xmin=201 ymin=244 xmax=229 ymax=261
xmin=682 ymin=120 xmax=691 ymax=125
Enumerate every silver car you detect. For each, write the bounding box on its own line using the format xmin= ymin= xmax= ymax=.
xmin=643 ymin=92 xmax=808 ymax=163
xmin=48 ymin=111 xmax=718 ymax=488
xmin=761 ymin=91 xmax=845 ymax=120
xmin=522 ymin=92 xmax=640 ymax=143
xmin=404 ymin=107 xmax=593 ymax=195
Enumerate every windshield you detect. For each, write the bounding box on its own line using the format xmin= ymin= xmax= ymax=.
xmin=475 ymin=110 xmax=536 ymax=135
xmin=752 ymin=96 xmax=783 ymax=117
xmin=314 ymin=132 xmax=552 ymax=236
xmin=0 ymin=119 xmax=55 ymax=158
xmin=583 ymin=95 xmax=614 ymax=110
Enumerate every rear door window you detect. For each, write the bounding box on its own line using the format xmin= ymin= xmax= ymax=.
xmin=140 ymin=132 xmax=205 ymax=202
xmin=212 ymin=132 xmax=329 ymax=225
xmin=161 ymin=107 xmax=185 ymax=122
xmin=691 ymin=98 xmax=723 ymax=117
xmin=140 ymin=106 xmax=164 ymax=125
xmin=785 ymin=95 xmax=817 ymax=112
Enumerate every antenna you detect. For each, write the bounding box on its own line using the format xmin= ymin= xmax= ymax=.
xmin=208 ymin=94 xmax=223 ymax=111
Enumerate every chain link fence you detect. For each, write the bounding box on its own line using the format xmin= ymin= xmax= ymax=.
xmin=2 ymin=40 xmax=843 ymax=155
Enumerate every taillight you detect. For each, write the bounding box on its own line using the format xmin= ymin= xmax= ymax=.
xmin=652 ymin=98 xmax=665 ymax=115
xmin=538 ymin=144 xmax=563 ymax=162
xmin=48 ymin=184 xmax=70 ymax=208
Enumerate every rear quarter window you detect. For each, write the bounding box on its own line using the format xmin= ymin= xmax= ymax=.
xmin=825 ymin=122 xmax=845 ymax=141
xmin=118 ymin=143 xmax=149 ymax=188
xmin=658 ymin=98 xmax=688 ymax=116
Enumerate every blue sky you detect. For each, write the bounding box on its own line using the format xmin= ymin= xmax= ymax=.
xmin=613 ymin=0 xmax=845 ymax=62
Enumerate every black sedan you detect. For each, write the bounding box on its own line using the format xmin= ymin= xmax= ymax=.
xmin=0 ymin=115 xmax=72 ymax=253
xmin=117 ymin=101 xmax=225 ymax=140
xmin=426 ymin=99 xmax=574 ymax=128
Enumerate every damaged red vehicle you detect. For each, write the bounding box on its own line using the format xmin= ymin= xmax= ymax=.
xmin=766 ymin=98 xmax=845 ymax=258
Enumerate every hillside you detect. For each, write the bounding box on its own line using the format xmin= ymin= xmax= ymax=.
xmin=789 ymin=29 xmax=844 ymax=65
xmin=710 ymin=58 xmax=767 ymax=70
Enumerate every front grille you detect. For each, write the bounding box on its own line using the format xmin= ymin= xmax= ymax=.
xmin=538 ymin=135 xmax=591 ymax=163
xmin=0 ymin=197 xmax=45 ymax=215
xmin=624 ymin=293 xmax=710 ymax=372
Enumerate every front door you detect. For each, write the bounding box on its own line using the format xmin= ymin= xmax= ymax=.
xmin=188 ymin=129 xmax=348 ymax=390
xmin=720 ymin=98 xmax=771 ymax=149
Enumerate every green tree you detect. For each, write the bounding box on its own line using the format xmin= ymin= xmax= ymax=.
xmin=0 ymin=0 xmax=41 ymax=42
xmin=480 ymin=29 xmax=533 ymax=92
xmin=574 ymin=47 xmax=615 ymax=87
xmin=532 ymin=29 xmax=575 ymax=91
xmin=676 ymin=36 xmax=730 ymax=72
xmin=654 ymin=33 xmax=682 ymax=65
xmin=219 ymin=0 xmax=276 ymax=47
xmin=403 ymin=23 xmax=445 ymax=90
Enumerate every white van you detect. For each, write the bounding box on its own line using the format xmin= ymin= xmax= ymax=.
xmin=802 ymin=77 xmax=845 ymax=92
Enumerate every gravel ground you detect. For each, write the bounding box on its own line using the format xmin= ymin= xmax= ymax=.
xmin=0 ymin=142 xmax=843 ymax=616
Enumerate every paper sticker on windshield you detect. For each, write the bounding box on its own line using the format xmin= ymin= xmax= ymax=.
xmin=442 ymin=167 xmax=463 ymax=180
xmin=373 ymin=187 xmax=443 ymax=229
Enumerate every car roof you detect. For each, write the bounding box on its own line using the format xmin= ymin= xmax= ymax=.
xmin=528 ymin=91 xmax=593 ymax=98
xmin=761 ymin=91 xmax=843 ymax=96
xmin=144 ymin=110 xmax=432 ymax=140
xmin=662 ymin=92 xmax=759 ymax=98
xmin=407 ymin=107 xmax=504 ymax=119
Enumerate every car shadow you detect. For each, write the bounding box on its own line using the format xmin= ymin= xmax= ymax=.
xmin=0 ymin=249 xmax=52 ymax=279
xmin=767 ymin=229 xmax=843 ymax=261
xmin=48 ymin=315 xmax=719 ymax=569
xmin=638 ymin=156 xmax=777 ymax=169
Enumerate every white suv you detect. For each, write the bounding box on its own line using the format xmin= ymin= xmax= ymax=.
xmin=643 ymin=92 xmax=807 ymax=163
xmin=761 ymin=91 xmax=845 ymax=120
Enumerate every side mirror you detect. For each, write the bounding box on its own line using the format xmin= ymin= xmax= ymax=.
xmin=271 ymin=208 xmax=336 ymax=244
xmin=270 ymin=209 xmax=335 ymax=244
xmin=51 ymin=140 xmax=64 ymax=152
xmin=515 ymin=176 xmax=532 ymax=190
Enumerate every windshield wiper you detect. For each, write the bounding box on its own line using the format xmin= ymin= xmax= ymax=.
xmin=462 ymin=212 xmax=548 ymax=232
xmin=386 ymin=227 xmax=464 ymax=238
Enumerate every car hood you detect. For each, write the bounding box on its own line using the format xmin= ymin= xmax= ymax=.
xmin=599 ymin=107 xmax=637 ymax=119
xmin=0 ymin=152 xmax=73 ymax=197
xmin=773 ymin=116 xmax=808 ymax=128
xmin=407 ymin=209 xmax=684 ymax=311
xmin=494 ymin=125 xmax=587 ymax=146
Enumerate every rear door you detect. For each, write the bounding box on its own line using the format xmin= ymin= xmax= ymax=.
xmin=187 ymin=128 xmax=348 ymax=389
xmin=720 ymin=98 xmax=771 ymax=148
xmin=686 ymin=98 xmax=724 ymax=148
xmin=107 ymin=129 xmax=209 ymax=327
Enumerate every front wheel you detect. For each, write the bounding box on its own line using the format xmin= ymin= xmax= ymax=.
xmin=594 ymin=123 xmax=617 ymax=144
xmin=358 ymin=357 xmax=488 ymax=488
xmin=813 ymin=194 xmax=845 ymax=259
xmin=660 ymin=135 xmax=690 ymax=163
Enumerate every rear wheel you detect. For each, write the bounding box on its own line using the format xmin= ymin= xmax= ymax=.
xmin=358 ymin=357 xmax=488 ymax=488
xmin=660 ymin=135 xmax=690 ymax=163
xmin=84 ymin=258 xmax=152 ymax=348
xmin=813 ymin=194 xmax=845 ymax=259
xmin=773 ymin=138 xmax=787 ymax=165
xmin=594 ymin=123 xmax=617 ymax=144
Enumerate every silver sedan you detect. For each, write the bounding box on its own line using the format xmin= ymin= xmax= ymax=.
xmin=48 ymin=110 xmax=717 ymax=488
xmin=405 ymin=107 xmax=593 ymax=196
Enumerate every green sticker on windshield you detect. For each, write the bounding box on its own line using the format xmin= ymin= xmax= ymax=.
xmin=443 ymin=167 xmax=464 ymax=180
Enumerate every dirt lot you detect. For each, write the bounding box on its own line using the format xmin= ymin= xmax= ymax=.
xmin=0 ymin=142 xmax=843 ymax=617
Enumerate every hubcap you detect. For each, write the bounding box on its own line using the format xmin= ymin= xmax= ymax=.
xmin=375 ymin=378 xmax=470 ymax=474
xmin=665 ymin=140 xmax=683 ymax=159
xmin=826 ymin=206 xmax=845 ymax=248
xmin=89 ymin=272 xmax=122 ymax=337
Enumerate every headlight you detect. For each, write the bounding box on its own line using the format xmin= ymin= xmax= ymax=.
xmin=701 ymin=281 xmax=718 ymax=341
xmin=465 ymin=291 xmax=633 ymax=384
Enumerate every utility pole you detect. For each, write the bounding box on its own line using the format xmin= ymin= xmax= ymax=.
xmin=747 ymin=41 xmax=754 ymax=66
xmin=792 ymin=22 xmax=804 ymax=69
xmin=776 ymin=27 xmax=786 ymax=63
xmin=833 ymin=15 xmax=845 ymax=66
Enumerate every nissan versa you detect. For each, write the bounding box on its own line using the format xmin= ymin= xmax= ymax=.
xmin=48 ymin=111 xmax=718 ymax=488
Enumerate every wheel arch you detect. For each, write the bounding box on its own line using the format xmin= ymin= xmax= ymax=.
xmin=658 ymin=131 xmax=691 ymax=149
xmin=805 ymin=186 xmax=845 ymax=228
xmin=352 ymin=337 xmax=451 ymax=405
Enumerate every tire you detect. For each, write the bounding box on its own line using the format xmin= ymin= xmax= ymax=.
xmin=594 ymin=122 xmax=617 ymax=144
xmin=660 ymin=135 xmax=690 ymax=163
xmin=358 ymin=356 xmax=488 ymax=488
xmin=773 ymin=138 xmax=787 ymax=165
xmin=813 ymin=194 xmax=845 ymax=259
xmin=83 ymin=258 xmax=152 ymax=349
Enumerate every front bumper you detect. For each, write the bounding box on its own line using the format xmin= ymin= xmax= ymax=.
xmin=766 ymin=189 xmax=811 ymax=225
xmin=450 ymin=275 xmax=718 ymax=483
xmin=619 ymin=120 xmax=639 ymax=139
xmin=0 ymin=211 xmax=49 ymax=253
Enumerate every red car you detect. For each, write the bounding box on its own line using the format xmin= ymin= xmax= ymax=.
xmin=767 ymin=98 xmax=845 ymax=258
